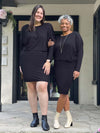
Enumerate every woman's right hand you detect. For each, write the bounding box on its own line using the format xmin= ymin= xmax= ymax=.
xmin=48 ymin=39 xmax=54 ymax=47
xmin=73 ymin=71 xmax=80 ymax=80
xmin=42 ymin=60 xmax=51 ymax=75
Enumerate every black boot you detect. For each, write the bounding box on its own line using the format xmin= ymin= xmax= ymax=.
xmin=41 ymin=115 xmax=50 ymax=131
xmin=30 ymin=113 xmax=39 ymax=127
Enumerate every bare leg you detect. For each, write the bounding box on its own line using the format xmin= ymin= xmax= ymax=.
xmin=54 ymin=94 xmax=67 ymax=129
xmin=36 ymin=81 xmax=48 ymax=115
xmin=36 ymin=81 xmax=50 ymax=131
xmin=26 ymin=82 xmax=38 ymax=113
xmin=57 ymin=94 xmax=67 ymax=113
xmin=64 ymin=95 xmax=70 ymax=111
xmin=64 ymin=95 xmax=73 ymax=128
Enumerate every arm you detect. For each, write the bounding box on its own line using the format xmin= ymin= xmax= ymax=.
xmin=47 ymin=23 xmax=55 ymax=62
xmin=19 ymin=25 xmax=27 ymax=71
xmin=73 ymin=33 xmax=83 ymax=80
xmin=75 ymin=32 xmax=83 ymax=72
xmin=42 ymin=23 xmax=55 ymax=75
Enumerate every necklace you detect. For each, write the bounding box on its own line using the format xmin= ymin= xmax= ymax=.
xmin=59 ymin=34 xmax=69 ymax=54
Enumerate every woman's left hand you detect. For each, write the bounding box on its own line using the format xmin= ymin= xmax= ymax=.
xmin=42 ymin=61 xmax=50 ymax=75
xmin=73 ymin=71 xmax=80 ymax=80
xmin=48 ymin=39 xmax=54 ymax=47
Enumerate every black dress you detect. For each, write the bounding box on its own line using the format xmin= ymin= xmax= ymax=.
xmin=20 ymin=23 xmax=55 ymax=82
xmin=54 ymin=32 xmax=83 ymax=94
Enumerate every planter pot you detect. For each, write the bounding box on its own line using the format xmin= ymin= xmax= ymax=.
xmin=2 ymin=18 xmax=8 ymax=27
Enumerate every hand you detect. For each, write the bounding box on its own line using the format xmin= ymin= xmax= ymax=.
xmin=42 ymin=61 xmax=50 ymax=75
xmin=48 ymin=39 xmax=54 ymax=47
xmin=73 ymin=71 xmax=80 ymax=80
xmin=19 ymin=66 xmax=23 ymax=74
xmin=19 ymin=66 xmax=23 ymax=79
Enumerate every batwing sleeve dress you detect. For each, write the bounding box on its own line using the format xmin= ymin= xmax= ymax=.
xmin=20 ymin=23 xmax=55 ymax=82
xmin=54 ymin=32 xmax=83 ymax=94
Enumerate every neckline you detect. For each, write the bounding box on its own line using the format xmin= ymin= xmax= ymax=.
xmin=61 ymin=32 xmax=73 ymax=37
xmin=35 ymin=23 xmax=43 ymax=28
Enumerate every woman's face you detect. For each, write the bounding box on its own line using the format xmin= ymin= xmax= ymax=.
xmin=60 ymin=19 xmax=71 ymax=32
xmin=35 ymin=8 xmax=43 ymax=22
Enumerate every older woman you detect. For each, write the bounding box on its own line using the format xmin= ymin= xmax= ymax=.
xmin=49 ymin=15 xmax=83 ymax=128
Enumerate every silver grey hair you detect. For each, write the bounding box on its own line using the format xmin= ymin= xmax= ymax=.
xmin=58 ymin=15 xmax=73 ymax=25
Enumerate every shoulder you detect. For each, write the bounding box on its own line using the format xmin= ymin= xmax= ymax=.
xmin=21 ymin=24 xmax=29 ymax=31
xmin=44 ymin=22 xmax=53 ymax=29
xmin=73 ymin=31 xmax=82 ymax=38
xmin=73 ymin=31 xmax=83 ymax=44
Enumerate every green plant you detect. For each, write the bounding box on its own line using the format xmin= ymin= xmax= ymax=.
xmin=7 ymin=10 xmax=16 ymax=29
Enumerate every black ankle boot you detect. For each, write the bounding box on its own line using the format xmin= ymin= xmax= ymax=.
xmin=30 ymin=113 xmax=39 ymax=127
xmin=41 ymin=115 xmax=50 ymax=131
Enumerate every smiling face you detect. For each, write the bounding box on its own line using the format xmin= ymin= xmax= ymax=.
xmin=34 ymin=8 xmax=43 ymax=22
xmin=60 ymin=18 xmax=72 ymax=32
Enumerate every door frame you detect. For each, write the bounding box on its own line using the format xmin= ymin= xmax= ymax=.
xmin=12 ymin=15 xmax=79 ymax=103
xmin=93 ymin=5 xmax=100 ymax=105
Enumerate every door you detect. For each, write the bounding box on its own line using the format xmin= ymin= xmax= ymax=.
xmin=12 ymin=15 xmax=79 ymax=103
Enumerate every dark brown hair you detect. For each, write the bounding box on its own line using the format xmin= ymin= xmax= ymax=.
xmin=29 ymin=5 xmax=45 ymax=31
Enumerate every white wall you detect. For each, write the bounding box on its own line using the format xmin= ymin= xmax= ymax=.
xmin=1 ymin=23 xmax=13 ymax=103
xmin=2 ymin=4 xmax=94 ymax=104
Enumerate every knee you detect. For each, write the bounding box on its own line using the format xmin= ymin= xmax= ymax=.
xmin=26 ymin=82 xmax=36 ymax=91
xmin=27 ymin=82 xmax=32 ymax=88
xmin=37 ymin=84 xmax=48 ymax=93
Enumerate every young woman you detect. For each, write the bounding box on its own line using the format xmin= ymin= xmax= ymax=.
xmin=20 ymin=5 xmax=54 ymax=131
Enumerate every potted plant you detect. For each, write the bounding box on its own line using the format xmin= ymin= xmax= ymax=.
xmin=7 ymin=10 xmax=16 ymax=29
xmin=0 ymin=9 xmax=7 ymax=26
xmin=0 ymin=9 xmax=16 ymax=29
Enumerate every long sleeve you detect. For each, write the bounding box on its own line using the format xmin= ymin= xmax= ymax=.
xmin=47 ymin=23 xmax=55 ymax=61
xmin=20 ymin=28 xmax=23 ymax=53
xmin=19 ymin=25 xmax=28 ymax=65
xmin=19 ymin=28 xmax=23 ymax=66
xmin=75 ymin=33 xmax=83 ymax=72
xmin=20 ymin=24 xmax=28 ymax=51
